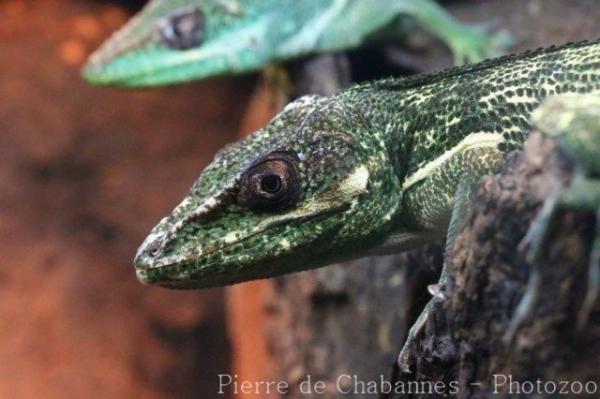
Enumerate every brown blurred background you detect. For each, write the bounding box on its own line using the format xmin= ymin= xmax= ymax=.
xmin=2 ymin=0 xmax=599 ymax=398
xmin=1 ymin=1 xmax=256 ymax=397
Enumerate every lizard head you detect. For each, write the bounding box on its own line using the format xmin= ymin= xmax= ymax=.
xmin=134 ymin=95 xmax=402 ymax=288
xmin=83 ymin=0 xmax=293 ymax=86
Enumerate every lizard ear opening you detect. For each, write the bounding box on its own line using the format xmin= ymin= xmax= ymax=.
xmin=158 ymin=7 xmax=205 ymax=50
xmin=237 ymin=152 xmax=301 ymax=212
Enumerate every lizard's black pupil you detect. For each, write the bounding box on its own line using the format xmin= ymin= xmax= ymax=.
xmin=237 ymin=153 xmax=301 ymax=212
xmin=261 ymin=174 xmax=282 ymax=194
xmin=160 ymin=7 xmax=205 ymax=50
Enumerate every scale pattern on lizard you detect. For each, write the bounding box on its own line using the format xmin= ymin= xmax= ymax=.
xmin=134 ymin=40 xmax=600 ymax=288
xmin=83 ymin=0 xmax=508 ymax=87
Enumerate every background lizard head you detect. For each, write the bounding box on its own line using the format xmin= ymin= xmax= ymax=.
xmin=134 ymin=95 xmax=402 ymax=288
xmin=82 ymin=0 xmax=299 ymax=86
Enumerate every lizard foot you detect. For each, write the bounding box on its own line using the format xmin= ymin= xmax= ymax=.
xmin=381 ymin=299 xmax=438 ymax=398
xmin=449 ymin=23 xmax=512 ymax=65
xmin=396 ymin=293 xmax=443 ymax=375
xmin=427 ymin=283 xmax=446 ymax=300
xmin=396 ymin=308 xmax=429 ymax=374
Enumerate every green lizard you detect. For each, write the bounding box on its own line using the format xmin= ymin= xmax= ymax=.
xmin=133 ymin=40 xmax=600 ymax=371
xmin=82 ymin=0 xmax=509 ymax=87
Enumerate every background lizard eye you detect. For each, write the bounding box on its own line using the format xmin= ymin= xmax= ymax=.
xmin=238 ymin=154 xmax=301 ymax=212
xmin=159 ymin=7 xmax=205 ymax=50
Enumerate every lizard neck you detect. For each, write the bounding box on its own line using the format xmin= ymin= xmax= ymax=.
xmin=335 ymin=39 xmax=600 ymax=233
xmin=335 ymin=88 xmax=417 ymax=187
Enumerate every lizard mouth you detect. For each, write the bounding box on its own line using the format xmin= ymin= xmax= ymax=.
xmin=82 ymin=49 xmax=207 ymax=87
xmin=133 ymin=164 xmax=371 ymax=288
xmin=83 ymin=20 xmax=270 ymax=87
xmin=132 ymin=201 xmax=351 ymax=286
xmin=83 ymin=48 xmax=250 ymax=87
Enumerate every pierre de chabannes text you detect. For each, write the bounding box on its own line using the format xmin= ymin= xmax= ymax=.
xmin=218 ymin=374 xmax=600 ymax=395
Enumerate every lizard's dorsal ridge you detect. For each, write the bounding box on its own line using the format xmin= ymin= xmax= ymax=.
xmin=355 ymin=39 xmax=597 ymax=93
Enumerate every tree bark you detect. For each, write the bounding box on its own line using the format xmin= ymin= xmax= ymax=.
xmin=408 ymin=133 xmax=600 ymax=398
xmin=266 ymin=133 xmax=600 ymax=398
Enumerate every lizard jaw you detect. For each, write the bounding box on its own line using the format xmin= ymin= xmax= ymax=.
xmin=133 ymin=165 xmax=371 ymax=288
xmin=133 ymin=199 xmax=352 ymax=286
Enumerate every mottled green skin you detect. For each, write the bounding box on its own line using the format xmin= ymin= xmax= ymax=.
xmin=83 ymin=0 xmax=508 ymax=87
xmin=135 ymin=40 xmax=600 ymax=288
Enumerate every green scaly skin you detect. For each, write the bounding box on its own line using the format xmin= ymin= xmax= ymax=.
xmin=82 ymin=0 xmax=509 ymax=87
xmin=133 ymin=40 xmax=600 ymax=289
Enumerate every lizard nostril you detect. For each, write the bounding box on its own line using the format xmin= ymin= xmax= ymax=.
xmin=149 ymin=243 xmax=161 ymax=257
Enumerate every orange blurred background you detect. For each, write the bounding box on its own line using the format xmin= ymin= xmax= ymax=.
xmin=4 ymin=1 xmax=600 ymax=398
xmin=0 ymin=0 xmax=266 ymax=397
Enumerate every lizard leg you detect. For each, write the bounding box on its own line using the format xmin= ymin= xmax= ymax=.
xmin=396 ymin=174 xmax=476 ymax=373
xmin=392 ymin=0 xmax=511 ymax=64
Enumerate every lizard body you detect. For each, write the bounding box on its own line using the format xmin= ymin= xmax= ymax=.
xmin=83 ymin=0 xmax=508 ymax=87
xmin=134 ymin=40 xmax=600 ymax=289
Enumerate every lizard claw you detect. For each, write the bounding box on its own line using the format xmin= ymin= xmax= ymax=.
xmin=427 ymin=283 xmax=446 ymax=300
xmin=448 ymin=23 xmax=513 ymax=65
xmin=393 ymin=296 xmax=438 ymax=376
xmin=396 ymin=314 xmax=427 ymax=374
xmin=396 ymin=348 xmax=412 ymax=374
xmin=381 ymin=333 xmax=420 ymax=399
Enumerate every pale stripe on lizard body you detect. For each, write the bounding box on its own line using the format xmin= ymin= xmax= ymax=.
xmin=340 ymin=40 xmax=600 ymax=231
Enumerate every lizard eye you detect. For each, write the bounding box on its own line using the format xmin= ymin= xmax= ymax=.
xmin=238 ymin=153 xmax=301 ymax=212
xmin=159 ymin=7 xmax=205 ymax=50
